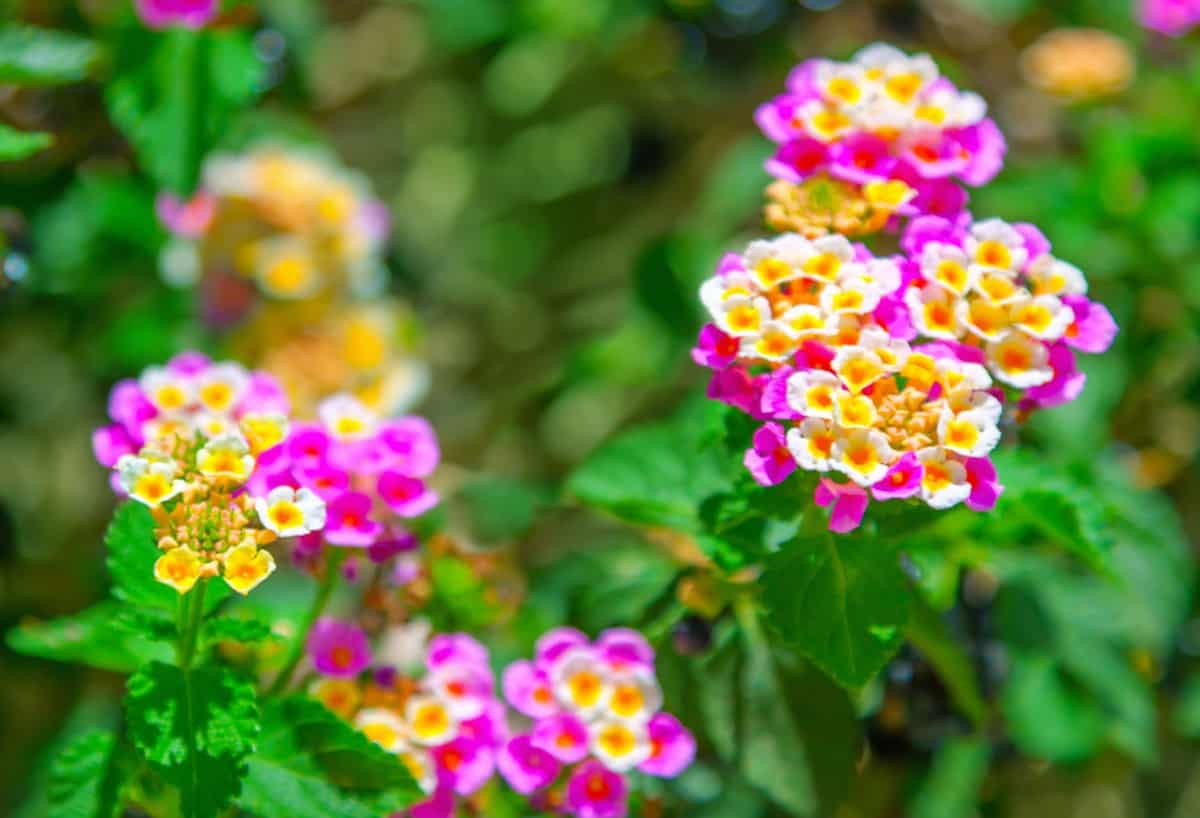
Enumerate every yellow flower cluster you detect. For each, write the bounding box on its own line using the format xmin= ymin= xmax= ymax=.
xmin=764 ymin=176 xmax=915 ymax=239
xmin=173 ymin=146 xmax=389 ymax=303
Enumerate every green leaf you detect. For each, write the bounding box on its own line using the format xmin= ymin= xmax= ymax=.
xmin=1002 ymin=653 xmax=1105 ymax=762
xmin=0 ymin=25 xmax=99 ymax=85
xmin=739 ymin=617 xmax=817 ymax=815
xmin=762 ymin=532 xmax=910 ymax=689
xmin=107 ymin=28 xmax=263 ymax=193
xmin=125 ymin=662 xmax=260 ymax=818
xmin=908 ymin=737 xmax=989 ymax=818
xmin=7 ymin=600 xmax=173 ymax=672
xmin=284 ymin=697 xmax=421 ymax=796
xmin=47 ymin=730 xmax=125 ymax=818
xmin=237 ymin=700 xmax=421 ymax=818
xmin=105 ymin=503 xmax=229 ymax=615
xmin=458 ymin=476 xmax=551 ymax=542
xmin=905 ymin=600 xmax=987 ymax=729
xmin=0 ymin=123 xmax=52 ymax=160
xmin=1174 ymin=674 xmax=1200 ymax=738
xmin=429 ymin=555 xmax=498 ymax=631
xmin=567 ymin=399 xmax=730 ymax=531
xmin=202 ymin=617 xmax=278 ymax=646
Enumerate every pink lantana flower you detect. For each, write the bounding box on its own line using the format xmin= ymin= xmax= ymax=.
xmin=136 ymin=0 xmax=219 ymax=29
xmin=637 ymin=713 xmax=696 ymax=778
xmin=814 ymin=478 xmax=870 ymax=534
xmin=306 ymin=618 xmax=371 ymax=678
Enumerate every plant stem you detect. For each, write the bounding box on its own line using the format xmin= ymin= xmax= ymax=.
xmin=176 ymin=579 xmax=208 ymax=670
xmin=172 ymin=27 xmax=208 ymax=195
xmin=267 ymin=550 xmax=345 ymax=696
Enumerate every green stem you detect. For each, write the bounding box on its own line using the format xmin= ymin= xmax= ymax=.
xmin=267 ymin=550 xmax=344 ymax=696
xmin=171 ymin=27 xmax=208 ymax=195
xmin=176 ymin=579 xmax=208 ymax=670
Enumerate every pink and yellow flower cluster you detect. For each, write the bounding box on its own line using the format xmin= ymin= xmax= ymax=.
xmin=756 ymin=44 xmax=1005 ymax=226
xmin=95 ymin=352 xmax=328 ymax=594
xmin=306 ymin=626 xmax=694 ymax=818
xmin=246 ymin=392 xmax=439 ymax=578
xmin=498 ymin=628 xmax=695 ymax=818
xmin=694 ymin=46 xmax=1118 ymax=533
xmin=308 ymin=627 xmax=507 ymax=817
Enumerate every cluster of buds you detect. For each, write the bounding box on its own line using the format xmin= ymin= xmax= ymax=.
xmin=498 ymin=628 xmax=695 ymax=818
xmin=247 ymin=393 xmax=439 ymax=580
xmin=117 ymin=432 xmax=326 ymax=596
xmin=695 ymin=44 xmax=1118 ymax=533
xmin=307 ymin=626 xmax=505 ymax=816
xmin=756 ymin=44 xmax=1005 ymax=229
xmin=157 ymin=146 xmax=390 ymax=308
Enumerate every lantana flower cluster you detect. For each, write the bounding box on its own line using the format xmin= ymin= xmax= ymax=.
xmin=756 ymin=44 xmax=1005 ymax=234
xmin=498 ymin=628 xmax=696 ymax=818
xmin=94 ymin=353 xmax=328 ymax=594
xmin=307 ymin=626 xmax=504 ymax=817
xmin=695 ymin=45 xmax=1118 ymax=533
xmin=304 ymin=625 xmax=694 ymax=818
xmin=248 ymin=392 xmax=440 ymax=581
xmin=158 ymin=146 xmax=389 ymax=305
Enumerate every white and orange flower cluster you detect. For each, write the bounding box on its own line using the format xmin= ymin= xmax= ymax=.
xmin=97 ymin=352 xmax=327 ymax=594
xmin=157 ymin=146 xmax=389 ymax=304
xmin=695 ymin=51 xmax=1118 ymax=533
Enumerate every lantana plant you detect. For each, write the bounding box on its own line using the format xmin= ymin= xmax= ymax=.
xmin=695 ymin=44 xmax=1117 ymax=534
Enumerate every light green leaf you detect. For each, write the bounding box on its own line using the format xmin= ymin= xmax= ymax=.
xmin=908 ymin=737 xmax=989 ymax=818
xmin=762 ymin=532 xmax=910 ymax=689
xmin=6 ymin=600 xmax=173 ymax=672
xmin=0 ymin=25 xmax=99 ymax=85
xmin=1002 ymin=653 xmax=1105 ymax=763
xmin=0 ymin=123 xmax=52 ymax=160
xmin=125 ymin=662 xmax=260 ymax=818
xmin=284 ymin=697 xmax=421 ymax=796
xmin=47 ymin=730 xmax=125 ymax=818
xmin=237 ymin=700 xmax=421 ymax=818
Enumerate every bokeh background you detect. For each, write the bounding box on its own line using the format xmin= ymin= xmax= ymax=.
xmin=3 ymin=0 xmax=1200 ymax=815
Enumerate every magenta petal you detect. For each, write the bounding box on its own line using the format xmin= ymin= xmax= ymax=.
xmin=638 ymin=713 xmax=696 ymax=778
xmin=498 ymin=735 xmax=560 ymax=795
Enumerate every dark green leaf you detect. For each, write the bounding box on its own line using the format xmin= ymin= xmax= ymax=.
xmin=47 ymin=730 xmax=125 ymax=818
xmin=237 ymin=700 xmax=421 ymax=818
xmin=0 ymin=123 xmax=52 ymax=160
xmin=1002 ymin=653 xmax=1105 ymax=762
xmin=459 ymin=476 xmax=551 ymax=542
xmin=285 ymin=697 xmax=421 ymax=796
xmin=125 ymin=662 xmax=260 ymax=818
xmin=203 ymin=617 xmax=278 ymax=646
xmin=0 ymin=25 xmax=99 ymax=85
xmin=1174 ymin=675 xmax=1200 ymax=739
xmin=567 ymin=399 xmax=730 ymax=531
xmin=762 ymin=532 xmax=910 ymax=689
xmin=905 ymin=600 xmax=987 ymax=729
xmin=739 ymin=618 xmax=816 ymax=815
xmin=7 ymin=600 xmax=172 ymax=672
